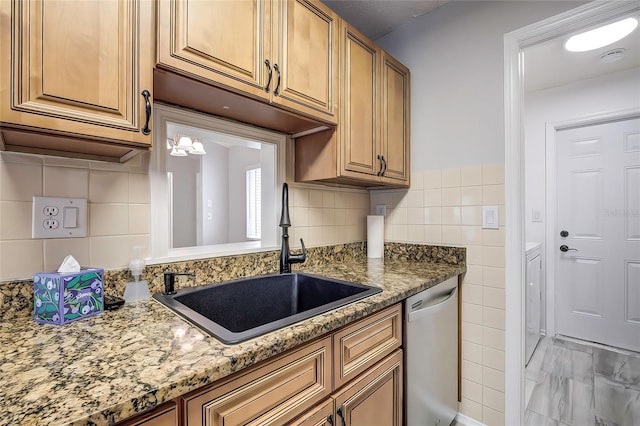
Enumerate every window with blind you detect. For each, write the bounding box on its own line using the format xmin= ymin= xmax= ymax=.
xmin=246 ymin=168 xmax=261 ymax=239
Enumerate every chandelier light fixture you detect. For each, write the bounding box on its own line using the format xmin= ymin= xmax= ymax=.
xmin=167 ymin=135 xmax=207 ymax=156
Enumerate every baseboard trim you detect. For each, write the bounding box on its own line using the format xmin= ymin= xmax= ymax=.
xmin=455 ymin=413 xmax=486 ymax=426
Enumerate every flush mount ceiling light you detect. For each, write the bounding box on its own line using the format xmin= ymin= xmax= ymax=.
xmin=564 ymin=17 xmax=638 ymax=52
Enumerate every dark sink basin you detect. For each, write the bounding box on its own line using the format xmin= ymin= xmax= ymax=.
xmin=153 ymin=273 xmax=381 ymax=344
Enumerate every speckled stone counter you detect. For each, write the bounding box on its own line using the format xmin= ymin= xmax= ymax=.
xmin=0 ymin=246 xmax=465 ymax=425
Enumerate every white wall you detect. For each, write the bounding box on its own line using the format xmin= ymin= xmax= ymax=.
xmin=525 ymin=66 xmax=640 ymax=244
xmin=524 ymin=66 xmax=640 ymax=333
xmin=168 ymin=156 xmax=200 ymax=248
xmin=376 ymin=0 xmax=586 ymax=171
xmin=201 ymin=142 xmax=230 ymax=246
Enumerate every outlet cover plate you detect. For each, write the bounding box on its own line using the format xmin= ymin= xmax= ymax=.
xmin=32 ymin=197 xmax=87 ymax=239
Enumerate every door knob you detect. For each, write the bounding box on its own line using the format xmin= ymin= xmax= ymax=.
xmin=560 ymin=245 xmax=578 ymax=252
xmin=560 ymin=230 xmax=569 ymax=237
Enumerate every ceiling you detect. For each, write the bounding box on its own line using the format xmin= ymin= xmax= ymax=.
xmin=321 ymin=1 xmax=639 ymax=92
xmin=524 ymin=20 xmax=640 ymax=92
xmin=321 ymin=0 xmax=449 ymax=40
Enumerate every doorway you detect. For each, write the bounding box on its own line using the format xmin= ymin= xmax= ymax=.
xmin=504 ymin=2 xmax=640 ymax=424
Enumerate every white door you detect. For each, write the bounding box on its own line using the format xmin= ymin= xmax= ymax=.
xmin=556 ymin=117 xmax=640 ymax=352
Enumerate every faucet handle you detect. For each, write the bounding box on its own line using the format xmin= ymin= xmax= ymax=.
xmin=299 ymin=238 xmax=307 ymax=258
xmin=289 ymin=238 xmax=307 ymax=265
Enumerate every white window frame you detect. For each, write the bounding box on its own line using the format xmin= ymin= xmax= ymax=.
xmin=245 ymin=166 xmax=262 ymax=240
xmin=148 ymin=104 xmax=286 ymax=263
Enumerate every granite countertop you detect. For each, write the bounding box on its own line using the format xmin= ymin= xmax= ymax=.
xmin=0 ymin=257 xmax=465 ymax=426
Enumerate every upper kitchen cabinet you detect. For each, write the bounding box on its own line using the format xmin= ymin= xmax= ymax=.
xmin=339 ymin=22 xmax=380 ymax=181
xmin=294 ymin=21 xmax=410 ymax=188
xmin=379 ymin=52 xmax=410 ymax=185
xmin=157 ymin=0 xmax=338 ymax=125
xmin=0 ymin=0 xmax=155 ymax=162
xmin=270 ymin=0 xmax=338 ymax=123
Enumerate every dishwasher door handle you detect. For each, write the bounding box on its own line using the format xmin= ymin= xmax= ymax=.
xmin=408 ymin=287 xmax=457 ymax=323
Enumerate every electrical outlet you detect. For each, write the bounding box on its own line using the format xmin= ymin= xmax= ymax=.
xmin=32 ymin=197 xmax=87 ymax=239
xmin=375 ymin=204 xmax=387 ymax=216
xmin=43 ymin=219 xmax=59 ymax=229
xmin=43 ymin=206 xmax=59 ymax=216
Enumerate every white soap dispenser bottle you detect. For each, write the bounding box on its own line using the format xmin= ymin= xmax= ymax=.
xmin=123 ymin=246 xmax=151 ymax=302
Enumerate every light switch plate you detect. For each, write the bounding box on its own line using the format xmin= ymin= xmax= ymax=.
xmin=532 ymin=209 xmax=543 ymax=222
xmin=482 ymin=205 xmax=499 ymax=229
xmin=32 ymin=197 xmax=87 ymax=239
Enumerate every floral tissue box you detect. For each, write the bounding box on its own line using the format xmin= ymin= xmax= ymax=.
xmin=33 ymin=268 xmax=104 ymax=324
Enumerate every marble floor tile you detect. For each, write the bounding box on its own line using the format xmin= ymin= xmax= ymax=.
xmin=547 ymin=375 xmax=573 ymax=424
xmin=528 ymin=373 xmax=552 ymax=416
xmin=528 ymin=374 xmax=577 ymax=422
xmin=594 ymin=376 xmax=640 ymax=426
xmin=572 ymin=379 xmax=596 ymax=426
xmin=593 ymin=348 xmax=640 ymax=390
xmin=524 ymin=336 xmax=639 ymax=426
xmin=525 ymin=409 xmax=567 ymax=426
xmin=527 ymin=341 xmax=548 ymax=382
xmin=526 ymin=378 xmax=536 ymax=408
xmin=595 ymin=417 xmax=619 ymax=426
xmin=541 ymin=345 xmax=594 ymax=384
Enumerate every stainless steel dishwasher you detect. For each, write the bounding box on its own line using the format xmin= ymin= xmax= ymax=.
xmin=405 ymin=276 xmax=458 ymax=426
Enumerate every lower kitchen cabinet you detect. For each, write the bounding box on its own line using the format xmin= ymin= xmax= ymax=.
xmin=119 ymin=304 xmax=403 ymax=426
xmin=333 ymin=303 xmax=402 ymax=388
xmin=291 ymin=350 xmax=403 ymax=426
xmin=334 ymin=350 xmax=403 ymax=426
xmin=181 ymin=336 xmax=332 ymax=426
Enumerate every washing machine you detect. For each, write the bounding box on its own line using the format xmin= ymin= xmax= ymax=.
xmin=525 ymin=242 xmax=542 ymax=365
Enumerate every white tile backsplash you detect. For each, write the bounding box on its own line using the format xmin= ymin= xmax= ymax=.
xmin=376 ymin=165 xmax=506 ymax=424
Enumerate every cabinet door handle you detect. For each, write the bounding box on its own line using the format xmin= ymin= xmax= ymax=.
xmin=337 ymin=407 xmax=346 ymax=426
xmin=264 ymin=59 xmax=273 ymax=92
xmin=327 ymin=413 xmax=334 ymax=425
xmin=377 ymin=155 xmax=383 ymax=176
xmin=141 ymin=90 xmax=151 ymax=135
xmin=381 ymin=155 xmax=387 ymax=176
xmin=274 ymin=63 xmax=281 ymax=95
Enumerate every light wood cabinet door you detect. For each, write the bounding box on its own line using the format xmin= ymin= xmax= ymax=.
xmin=380 ymin=53 xmax=410 ymax=185
xmin=182 ymin=336 xmax=332 ymax=426
xmin=333 ymin=350 xmax=403 ymax=426
xmin=0 ymin=0 xmax=154 ymax=147
xmin=272 ymin=0 xmax=338 ymax=123
xmin=157 ymin=0 xmax=272 ymax=101
xmin=339 ymin=22 xmax=380 ymax=179
xmin=294 ymin=21 xmax=410 ymax=188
